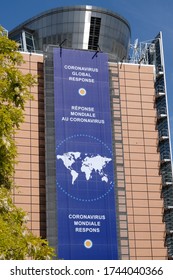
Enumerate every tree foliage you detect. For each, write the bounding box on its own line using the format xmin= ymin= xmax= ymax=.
xmin=0 ymin=27 xmax=55 ymax=259
xmin=0 ymin=188 xmax=54 ymax=260
xmin=0 ymin=28 xmax=35 ymax=188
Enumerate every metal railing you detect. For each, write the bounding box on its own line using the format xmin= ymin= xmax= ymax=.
xmin=161 ymin=172 xmax=173 ymax=186
xmin=158 ymin=129 xmax=169 ymax=139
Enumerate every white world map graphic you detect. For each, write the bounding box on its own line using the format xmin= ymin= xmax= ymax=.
xmin=57 ymin=152 xmax=112 ymax=185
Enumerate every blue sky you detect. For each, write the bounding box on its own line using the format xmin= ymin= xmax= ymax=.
xmin=1 ymin=0 xmax=173 ymax=144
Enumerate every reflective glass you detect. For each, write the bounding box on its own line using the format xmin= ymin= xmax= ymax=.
xmin=73 ymin=23 xmax=79 ymax=33
xmin=68 ymin=11 xmax=74 ymax=22
xmin=56 ymin=13 xmax=63 ymax=23
xmin=62 ymin=23 xmax=68 ymax=33
xmin=45 ymin=15 xmax=52 ymax=26
xmin=73 ymin=33 xmax=79 ymax=45
xmin=52 ymin=25 xmax=57 ymax=34
xmin=52 ymin=14 xmax=57 ymax=25
xmin=62 ymin=11 xmax=68 ymax=22
xmin=105 ymin=15 xmax=111 ymax=26
xmin=79 ymin=23 xmax=85 ymax=33
xmin=66 ymin=23 xmax=73 ymax=33
xmin=100 ymin=14 xmax=106 ymax=25
xmin=79 ymin=11 xmax=86 ymax=23
xmin=9 ymin=6 xmax=131 ymax=59
xmin=73 ymin=11 xmax=80 ymax=22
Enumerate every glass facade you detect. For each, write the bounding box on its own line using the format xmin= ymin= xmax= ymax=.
xmin=9 ymin=5 xmax=131 ymax=60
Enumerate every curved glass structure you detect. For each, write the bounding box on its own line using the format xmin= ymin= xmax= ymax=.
xmin=9 ymin=5 xmax=131 ymax=60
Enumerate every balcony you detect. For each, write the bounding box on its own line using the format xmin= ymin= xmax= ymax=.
xmin=157 ymin=108 xmax=167 ymax=121
xmin=160 ymin=150 xmax=171 ymax=165
xmin=165 ymin=233 xmax=173 ymax=259
xmin=161 ymin=172 xmax=173 ymax=187
xmin=164 ymin=206 xmax=173 ymax=220
xmin=165 ymin=232 xmax=173 ymax=254
xmin=158 ymin=129 xmax=169 ymax=142
xmin=156 ymin=65 xmax=164 ymax=78
xmin=164 ymin=206 xmax=173 ymax=212
xmin=155 ymin=85 xmax=165 ymax=99
xmin=162 ymin=189 xmax=173 ymax=209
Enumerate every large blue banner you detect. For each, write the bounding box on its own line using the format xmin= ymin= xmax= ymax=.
xmin=53 ymin=48 xmax=118 ymax=260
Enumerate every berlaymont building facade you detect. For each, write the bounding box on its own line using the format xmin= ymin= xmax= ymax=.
xmin=6 ymin=5 xmax=173 ymax=259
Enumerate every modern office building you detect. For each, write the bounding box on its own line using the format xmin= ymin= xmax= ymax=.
xmin=8 ymin=5 xmax=173 ymax=259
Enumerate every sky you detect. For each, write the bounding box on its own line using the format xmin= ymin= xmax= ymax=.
xmin=1 ymin=0 xmax=173 ymax=146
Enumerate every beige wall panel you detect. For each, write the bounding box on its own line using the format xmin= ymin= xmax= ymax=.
xmin=136 ymin=249 xmax=152 ymax=257
xmin=152 ymin=249 xmax=167 ymax=257
xmin=132 ymin=192 xmax=148 ymax=199
xmin=13 ymin=59 xmax=167 ymax=258
xmin=126 ymin=94 xmax=141 ymax=102
xmin=126 ymin=115 xmax=143 ymax=123
xmin=132 ymin=207 xmax=149 ymax=216
xmin=124 ymin=87 xmax=141 ymax=94
xmin=140 ymin=80 xmax=154 ymax=88
xmin=142 ymin=102 xmax=154 ymax=109
xmin=127 ymin=108 xmax=142 ymax=116
xmin=130 ymin=161 xmax=146 ymax=168
xmin=128 ymin=138 xmax=144 ymax=145
xmin=133 ymin=231 xmax=151 ymax=239
xmin=139 ymin=73 xmax=154 ymax=81
xmin=14 ymin=53 xmax=44 ymax=238
xmin=142 ymin=109 xmax=156 ymax=117
xmin=134 ymin=215 xmax=150 ymax=223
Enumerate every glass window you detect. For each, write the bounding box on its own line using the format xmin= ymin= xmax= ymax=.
xmin=79 ymin=23 xmax=85 ymax=33
xmin=10 ymin=33 xmax=23 ymax=50
xmin=73 ymin=23 xmax=79 ymax=33
xmin=79 ymin=11 xmax=86 ymax=23
xmin=68 ymin=11 xmax=74 ymax=22
xmin=52 ymin=14 xmax=57 ymax=25
xmin=73 ymin=11 xmax=80 ymax=22
xmin=88 ymin=16 xmax=101 ymax=50
xmin=62 ymin=11 xmax=68 ymax=22
xmin=56 ymin=12 xmax=63 ymax=23
xmin=62 ymin=23 xmax=68 ymax=33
